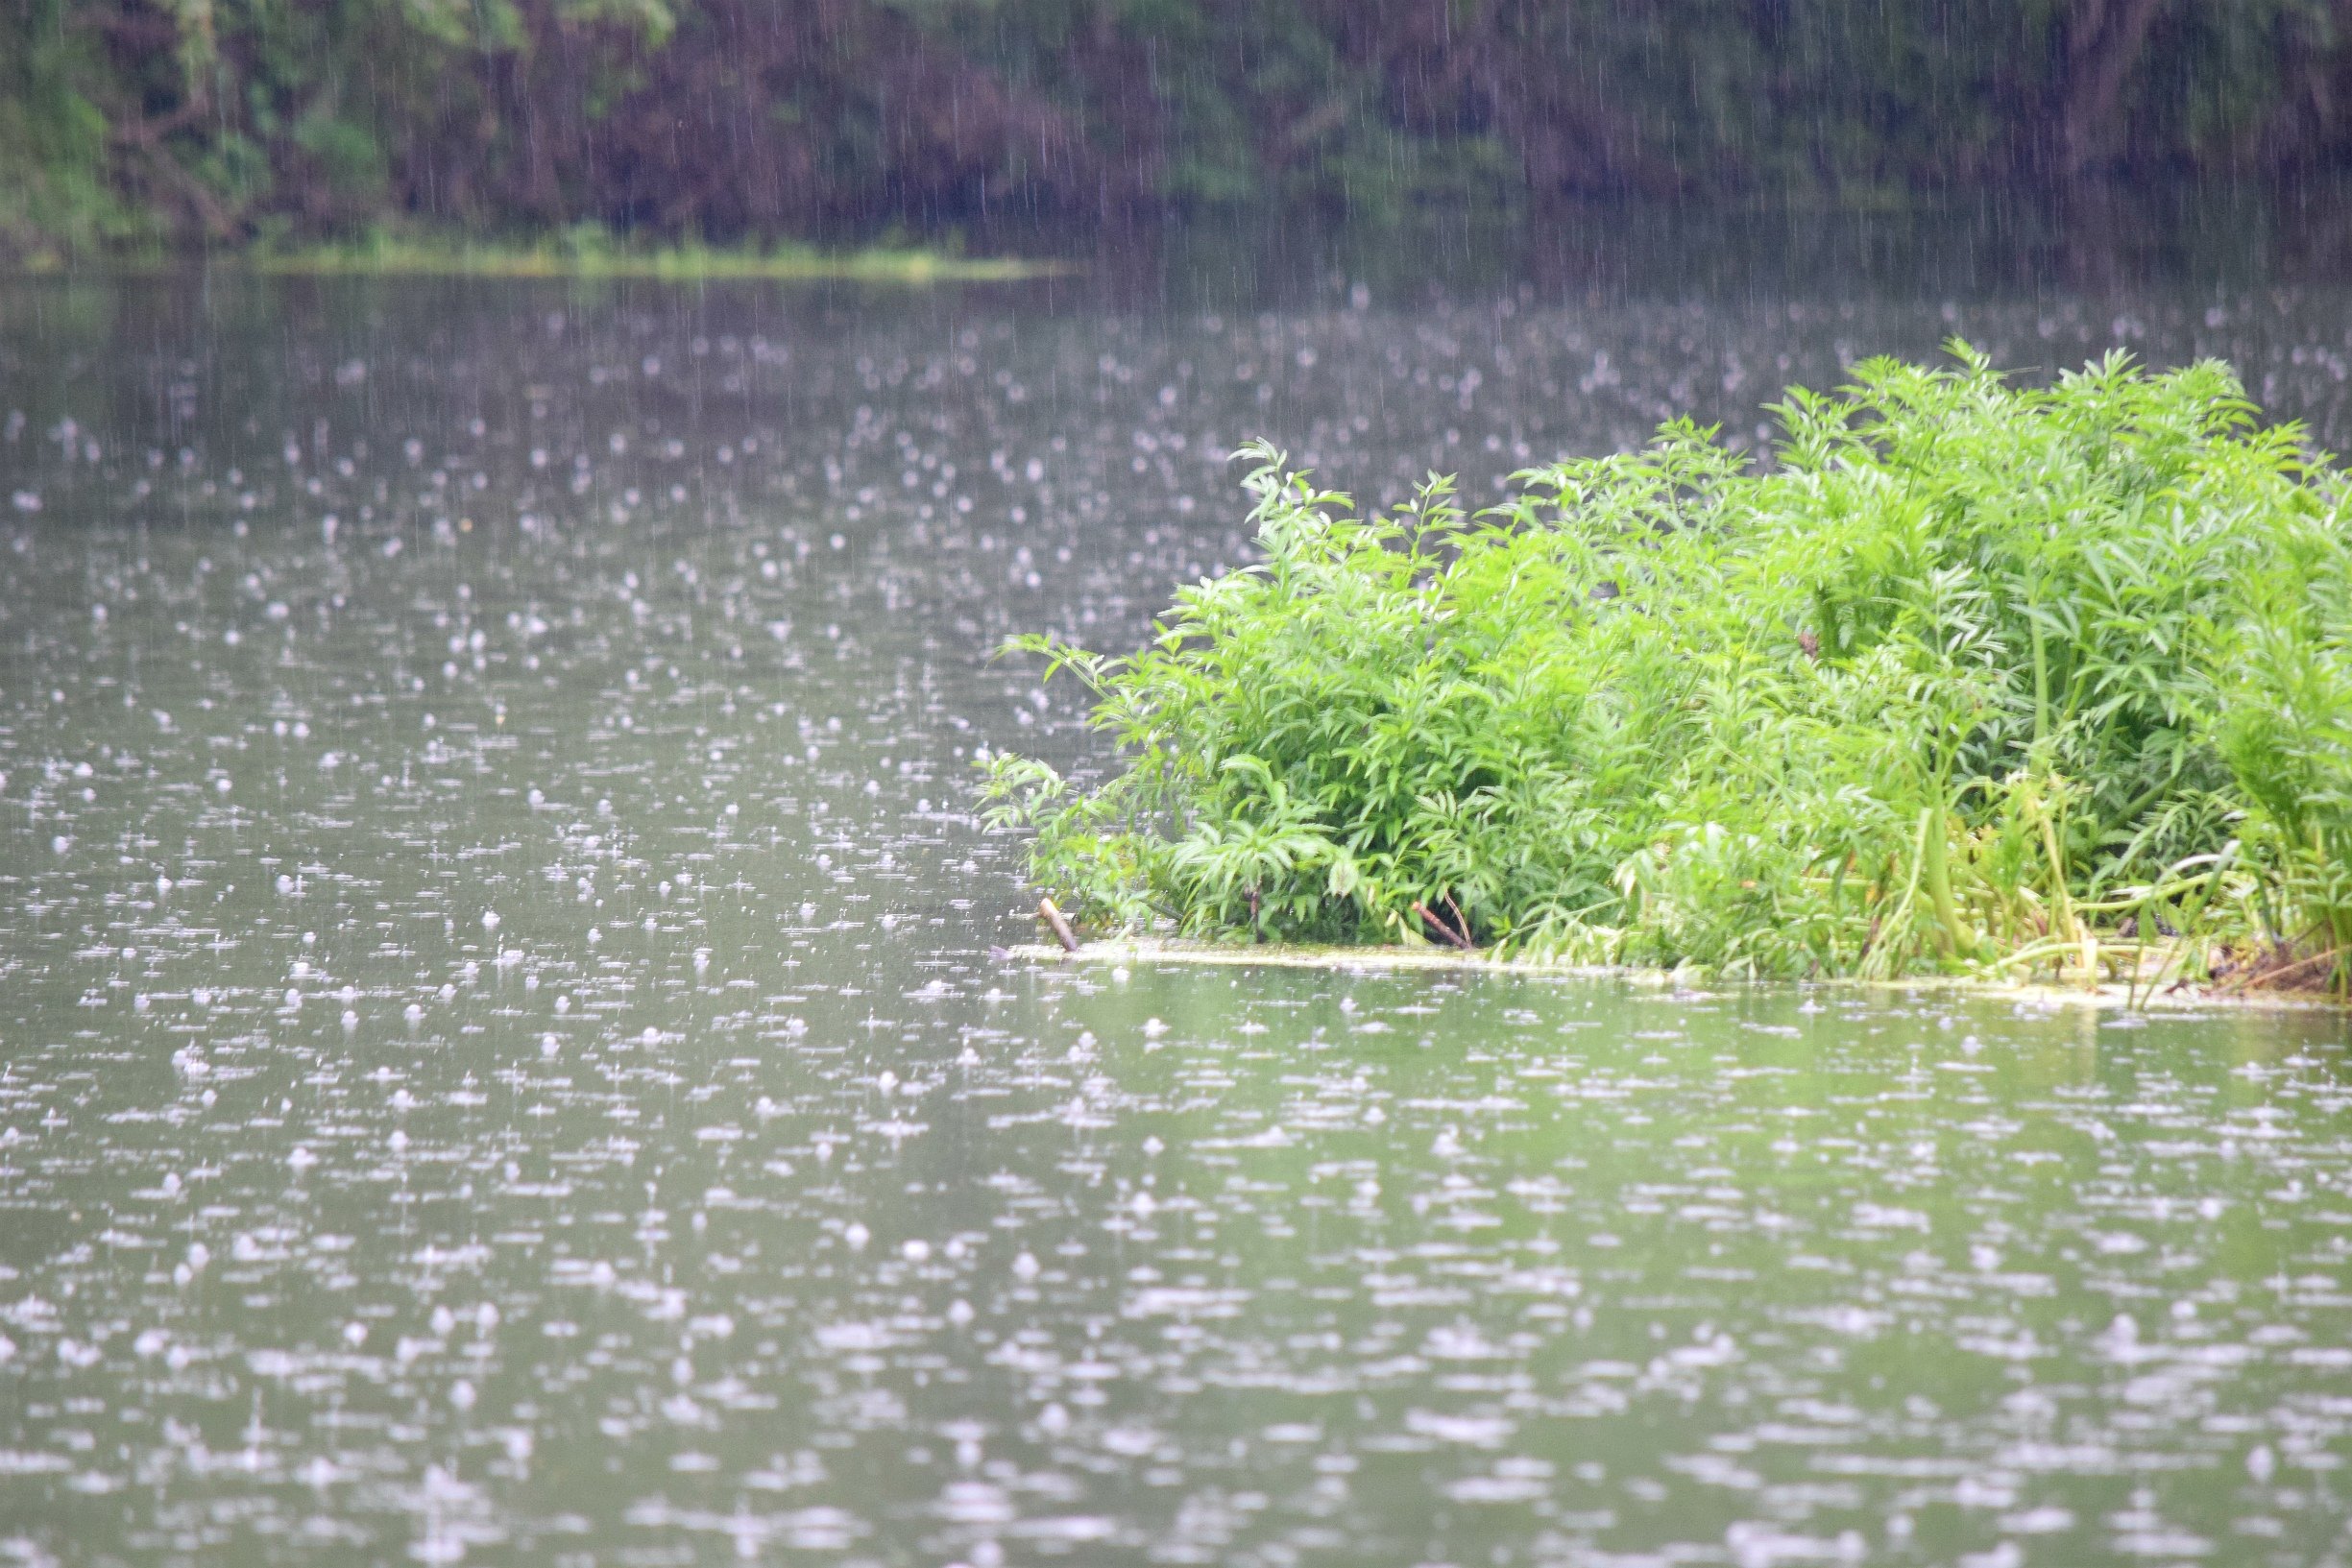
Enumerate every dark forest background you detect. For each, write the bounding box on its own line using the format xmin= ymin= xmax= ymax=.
xmin=7 ymin=0 xmax=2352 ymax=255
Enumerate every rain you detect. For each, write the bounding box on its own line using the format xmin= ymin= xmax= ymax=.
xmin=6 ymin=7 xmax=2352 ymax=1563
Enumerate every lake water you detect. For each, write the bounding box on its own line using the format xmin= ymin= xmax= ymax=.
xmin=5 ymin=250 xmax=2352 ymax=1566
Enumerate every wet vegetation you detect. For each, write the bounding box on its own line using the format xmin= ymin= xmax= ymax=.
xmin=986 ymin=347 xmax=2352 ymax=991
xmin=9 ymin=1 xmax=2352 ymax=256
xmin=224 ymin=227 xmax=1059 ymax=281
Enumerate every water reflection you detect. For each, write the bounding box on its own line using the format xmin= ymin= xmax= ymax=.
xmin=2 ymin=271 xmax=2350 ymax=1565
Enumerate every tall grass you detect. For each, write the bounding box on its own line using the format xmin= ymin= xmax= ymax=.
xmin=982 ymin=345 xmax=2352 ymax=990
xmin=230 ymin=226 xmax=1063 ymax=282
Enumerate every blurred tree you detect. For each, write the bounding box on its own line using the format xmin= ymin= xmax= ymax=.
xmin=0 ymin=0 xmax=2345 ymax=253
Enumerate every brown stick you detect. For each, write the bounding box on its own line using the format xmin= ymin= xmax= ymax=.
xmin=1413 ymin=900 xmax=1472 ymax=951
xmin=2229 ymin=942 xmax=2348 ymax=993
xmin=1443 ymin=893 xmax=1474 ymax=947
xmin=1855 ymin=908 xmax=1883 ymax=966
xmin=1037 ymin=896 xmax=1080 ymax=953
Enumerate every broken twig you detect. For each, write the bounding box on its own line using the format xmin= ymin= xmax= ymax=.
xmin=1413 ymin=900 xmax=1473 ymax=951
xmin=1037 ymin=897 xmax=1081 ymax=953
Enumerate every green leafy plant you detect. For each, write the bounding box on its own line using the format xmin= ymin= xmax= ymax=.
xmin=982 ymin=344 xmax=2352 ymax=991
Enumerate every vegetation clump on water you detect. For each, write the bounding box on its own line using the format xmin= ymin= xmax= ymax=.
xmin=20 ymin=225 xmax=1062 ymax=282
xmin=226 ymin=227 xmax=1062 ymax=282
xmin=982 ymin=346 xmax=2352 ymax=994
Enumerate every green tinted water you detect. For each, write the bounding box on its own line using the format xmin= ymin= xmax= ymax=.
xmin=2 ymin=274 xmax=2350 ymax=1566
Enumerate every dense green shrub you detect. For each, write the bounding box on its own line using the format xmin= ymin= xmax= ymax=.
xmin=982 ymin=346 xmax=2352 ymax=989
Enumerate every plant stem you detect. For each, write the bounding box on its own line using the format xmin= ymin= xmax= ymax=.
xmin=1921 ymin=790 xmax=1975 ymax=958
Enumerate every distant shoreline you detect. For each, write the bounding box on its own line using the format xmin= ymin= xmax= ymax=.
xmin=6 ymin=233 xmax=1074 ymax=284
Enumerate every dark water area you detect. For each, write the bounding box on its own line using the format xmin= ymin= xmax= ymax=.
xmin=4 ymin=215 xmax=2352 ymax=1565
xmin=1041 ymin=181 xmax=2352 ymax=312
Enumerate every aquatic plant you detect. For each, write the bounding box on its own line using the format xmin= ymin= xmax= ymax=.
xmin=982 ymin=344 xmax=2352 ymax=990
xmin=233 ymin=226 xmax=1064 ymax=282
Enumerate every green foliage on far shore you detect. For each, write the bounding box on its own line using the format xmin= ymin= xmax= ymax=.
xmin=983 ymin=348 xmax=2352 ymax=992
xmin=4 ymin=1 xmax=2349 ymax=254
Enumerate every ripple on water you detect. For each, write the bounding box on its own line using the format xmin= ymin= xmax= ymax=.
xmin=0 ymin=277 xmax=2350 ymax=1565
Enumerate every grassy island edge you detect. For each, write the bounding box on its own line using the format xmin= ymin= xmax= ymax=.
xmin=982 ymin=346 xmax=2352 ymax=998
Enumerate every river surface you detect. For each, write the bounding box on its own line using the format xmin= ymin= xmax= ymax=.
xmin=4 ymin=252 xmax=2352 ymax=1566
